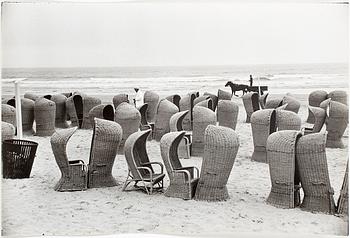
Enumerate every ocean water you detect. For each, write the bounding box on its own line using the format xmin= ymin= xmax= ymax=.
xmin=1 ymin=63 xmax=348 ymax=102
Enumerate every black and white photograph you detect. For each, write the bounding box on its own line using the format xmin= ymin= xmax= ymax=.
xmin=1 ymin=0 xmax=349 ymax=237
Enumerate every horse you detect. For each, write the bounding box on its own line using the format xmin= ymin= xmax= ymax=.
xmin=225 ymin=81 xmax=249 ymax=96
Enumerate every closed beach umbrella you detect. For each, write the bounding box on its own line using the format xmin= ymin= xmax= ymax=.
xmin=34 ymin=97 xmax=56 ymax=136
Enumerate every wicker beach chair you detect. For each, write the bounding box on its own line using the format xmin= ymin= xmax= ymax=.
xmin=282 ymin=95 xmax=300 ymax=114
xmin=51 ymin=127 xmax=88 ymax=191
xmin=143 ymin=91 xmax=160 ymax=123
xmin=259 ymin=93 xmax=269 ymax=109
xmin=179 ymin=93 xmax=196 ymax=131
xmin=306 ymin=90 xmax=328 ymax=123
xmin=217 ymin=100 xmax=239 ymax=130
xmin=136 ymin=103 xmax=151 ymax=131
xmin=194 ymin=125 xmax=239 ymax=201
xmin=34 ymin=98 xmax=56 ymax=136
xmin=266 ymin=130 xmax=302 ymax=208
xmin=50 ymin=94 xmax=69 ymax=128
xmin=166 ymin=94 xmax=181 ymax=109
xmin=88 ymin=104 xmax=115 ymax=127
xmin=154 ymin=99 xmax=179 ymax=141
xmin=303 ymin=106 xmax=326 ymax=135
xmin=217 ymin=89 xmax=232 ymax=102
xmin=1 ymin=104 xmax=16 ymax=127
xmin=196 ymin=98 xmax=214 ymax=111
xmin=112 ymin=94 xmax=129 ymax=109
xmin=81 ymin=96 xmax=101 ymax=129
xmin=337 ymin=162 xmax=348 ymax=216
xmin=160 ymin=131 xmax=199 ymax=199
xmin=88 ymin=118 xmax=122 ymax=188
xmin=2 ymin=122 xmax=15 ymax=141
xmin=264 ymin=98 xmax=283 ymax=109
xmin=242 ymin=92 xmax=260 ymax=123
xmin=325 ymin=100 xmax=349 ymax=148
xmin=169 ymin=110 xmax=192 ymax=159
xmin=319 ymin=98 xmax=332 ymax=111
xmin=6 ymin=98 xmax=35 ymax=132
xmin=251 ymin=109 xmax=277 ymax=163
xmin=115 ymin=102 xmax=141 ymax=153
xmin=328 ymin=90 xmax=348 ymax=105
xmin=24 ymin=93 xmax=40 ymax=101
xmin=193 ymin=95 xmax=209 ymax=106
xmin=276 ymin=109 xmax=301 ymax=131
xmin=123 ymin=129 xmax=165 ymax=194
xmin=192 ymin=106 xmax=216 ymax=157
xmin=203 ymin=92 xmax=218 ymax=111
xmin=61 ymin=92 xmax=73 ymax=98
xmin=296 ymin=132 xmax=336 ymax=214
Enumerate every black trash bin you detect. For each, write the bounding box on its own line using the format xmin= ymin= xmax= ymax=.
xmin=2 ymin=139 xmax=38 ymax=179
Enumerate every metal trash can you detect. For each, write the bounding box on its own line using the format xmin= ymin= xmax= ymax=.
xmin=2 ymin=139 xmax=38 ymax=179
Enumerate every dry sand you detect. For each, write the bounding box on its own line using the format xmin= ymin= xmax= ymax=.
xmin=1 ymin=93 xmax=348 ymax=237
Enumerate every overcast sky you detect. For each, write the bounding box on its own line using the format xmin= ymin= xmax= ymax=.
xmin=1 ymin=1 xmax=348 ymax=68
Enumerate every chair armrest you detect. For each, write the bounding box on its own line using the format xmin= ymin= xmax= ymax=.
xmin=70 ymin=161 xmax=87 ymax=172
xmin=142 ymin=162 xmax=164 ymax=174
xmin=178 ymin=166 xmax=199 ymax=178
xmin=137 ymin=166 xmax=153 ymax=181
xmin=173 ymin=169 xmax=192 ymax=185
xmin=69 ymin=160 xmax=85 ymax=165
xmin=183 ymin=136 xmax=191 ymax=145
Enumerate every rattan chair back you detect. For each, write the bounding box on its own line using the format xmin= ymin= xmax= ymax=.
xmin=242 ymin=92 xmax=260 ymax=123
xmin=179 ymin=93 xmax=196 ymax=130
xmin=1 ymin=104 xmax=16 ymax=127
xmin=204 ymin=92 xmax=218 ymax=111
xmin=166 ymin=94 xmax=181 ymax=109
xmin=282 ymin=95 xmax=300 ymax=114
xmin=303 ymin=106 xmax=326 ymax=134
xmin=337 ymin=162 xmax=348 ymax=216
xmin=50 ymin=94 xmax=69 ymax=128
xmin=113 ymin=94 xmax=129 ymax=109
xmin=217 ymin=89 xmax=232 ymax=101
xmin=137 ymin=103 xmax=150 ymax=130
xmin=2 ymin=121 xmax=15 ymax=141
xmin=265 ymin=98 xmax=283 ymax=109
xmin=276 ymin=109 xmax=301 ymax=131
xmin=143 ymin=91 xmax=160 ymax=123
xmin=169 ymin=110 xmax=189 ymax=132
xmin=34 ymin=97 xmax=56 ymax=136
xmin=259 ymin=93 xmax=269 ymax=109
xmin=24 ymin=93 xmax=40 ymax=101
xmin=217 ymin=100 xmax=239 ymax=130
xmin=328 ymin=90 xmax=348 ymax=105
xmin=154 ymin=99 xmax=179 ymax=141
xmin=194 ymin=125 xmax=239 ymax=201
xmin=88 ymin=104 xmax=115 ymax=127
xmin=306 ymin=90 xmax=328 ymax=123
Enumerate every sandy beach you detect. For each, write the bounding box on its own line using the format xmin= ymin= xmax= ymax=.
xmin=1 ymin=89 xmax=348 ymax=237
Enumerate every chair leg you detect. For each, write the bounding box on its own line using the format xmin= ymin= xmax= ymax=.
xmin=122 ymin=170 xmax=132 ymax=191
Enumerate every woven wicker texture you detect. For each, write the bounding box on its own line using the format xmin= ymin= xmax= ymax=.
xmin=337 ymin=161 xmax=348 ymax=216
xmin=303 ymin=106 xmax=326 ymax=135
xmin=276 ymin=109 xmax=301 ymax=131
xmin=2 ymin=121 xmax=15 ymax=141
xmin=194 ymin=125 xmax=239 ymax=201
xmin=137 ymin=103 xmax=151 ymax=131
xmin=113 ymin=94 xmax=129 ymax=109
xmin=282 ymin=95 xmax=301 ymax=114
xmin=65 ymin=94 xmax=83 ymax=128
xmin=242 ymin=92 xmax=260 ymax=123
xmin=306 ymin=90 xmax=328 ymax=123
xmin=165 ymin=94 xmax=181 ymax=109
xmin=192 ymin=106 xmax=217 ymax=157
xmin=88 ymin=118 xmax=122 ymax=188
xmin=50 ymin=127 xmax=88 ymax=191
xmin=328 ymin=90 xmax=348 ymax=105
xmin=251 ymin=109 xmax=277 ymax=163
xmin=5 ymin=98 xmax=35 ymax=132
xmin=154 ymin=99 xmax=179 ymax=141
xmin=2 ymin=104 xmax=16 ymax=128
xmin=50 ymin=94 xmax=69 ymax=128
xmin=196 ymin=99 xmax=213 ymax=111
xmin=34 ymin=98 xmax=56 ymax=136
xmin=123 ymin=129 xmax=165 ymax=194
xmin=115 ymin=102 xmax=141 ymax=153
xmin=203 ymin=92 xmax=218 ymax=111
xmin=193 ymin=96 xmax=210 ymax=106
xmin=81 ymin=96 xmax=102 ymax=129
xmin=160 ymin=131 xmax=199 ymax=199
xmin=265 ymin=98 xmax=283 ymax=109
xmin=179 ymin=93 xmax=196 ymax=131
xmin=217 ymin=89 xmax=232 ymax=101
xmin=217 ymin=100 xmax=239 ymax=130
xmin=88 ymin=104 xmax=115 ymax=128
xmin=24 ymin=93 xmax=40 ymax=101
xmin=259 ymin=93 xmax=269 ymax=109
xmin=266 ymin=130 xmax=302 ymax=208
xmin=169 ymin=110 xmax=191 ymax=159
xmin=319 ymin=98 xmax=332 ymax=111
xmin=325 ymin=100 xmax=349 ymax=148
xmin=143 ymin=91 xmax=160 ymax=123
xmin=296 ymin=132 xmax=336 ymax=214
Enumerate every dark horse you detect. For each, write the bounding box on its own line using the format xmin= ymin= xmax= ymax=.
xmin=225 ymin=81 xmax=249 ymax=96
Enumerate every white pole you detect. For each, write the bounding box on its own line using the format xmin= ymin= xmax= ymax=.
xmin=258 ymin=76 xmax=261 ymax=95
xmin=14 ymin=81 xmax=23 ymax=139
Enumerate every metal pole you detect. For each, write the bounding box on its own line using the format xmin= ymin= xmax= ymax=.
xmin=258 ymin=76 xmax=261 ymax=95
xmin=14 ymin=81 xmax=23 ymax=139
